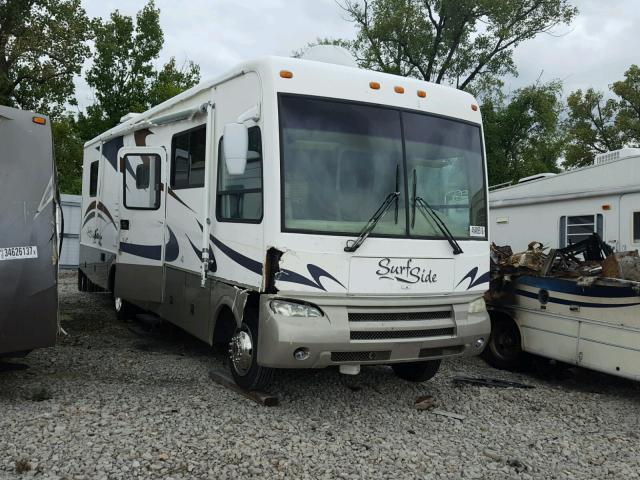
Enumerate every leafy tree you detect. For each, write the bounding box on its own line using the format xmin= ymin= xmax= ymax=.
xmin=564 ymin=88 xmax=625 ymax=168
xmin=612 ymin=64 xmax=640 ymax=146
xmin=338 ymin=0 xmax=577 ymax=94
xmin=52 ymin=115 xmax=83 ymax=194
xmin=0 ymin=0 xmax=91 ymax=114
xmin=482 ymin=81 xmax=564 ymax=186
xmin=147 ymin=57 xmax=201 ymax=107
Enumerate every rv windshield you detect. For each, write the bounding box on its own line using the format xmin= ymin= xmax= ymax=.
xmin=279 ymin=95 xmax=487 ymax=239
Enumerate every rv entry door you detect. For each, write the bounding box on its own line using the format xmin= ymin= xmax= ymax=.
xmin=115 ymin=147 xmax=167 ymax=303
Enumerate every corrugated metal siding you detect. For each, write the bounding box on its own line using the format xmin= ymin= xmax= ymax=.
xmin=60 ymin=194 xmax=81 ymax=268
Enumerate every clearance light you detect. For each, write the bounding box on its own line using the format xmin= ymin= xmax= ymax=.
xmin=417 ymin=90 xmax=427 ymax=98
xmin=32 ymin=116 xmax=47 ymax=125
xmin=471 ymin=104 xmax=478 ymax=111
xmin=369 ymin=81 xmax=381 ymax=90
xmin=394 ymin=86 xmax=405 ymax=94
xmin=280 ymin=70 xmax=293 ymax=79
xmin=602 ymin=204 xmax=612 ymax=211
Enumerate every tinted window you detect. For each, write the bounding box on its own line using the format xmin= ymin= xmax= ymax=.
xmin=216 ymin=127 xmax=263 ymax=222
xmin=634 ymin=212 xmax=640 ymax=242
xmin=171 ymin=125 xmax=206 ymax=188
xmin=89 ymin=161 xmax=99 ymax=197
xmin=560 ymin=214 xmax=603 ymax=247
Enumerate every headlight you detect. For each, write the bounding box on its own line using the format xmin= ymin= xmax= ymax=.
xmin=269 ymin=299 xmax=323 ymax=317
xmin=467 ymin=297 xmax=486 ymax=314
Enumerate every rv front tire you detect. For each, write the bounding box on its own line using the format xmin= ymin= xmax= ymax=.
xmin=228 ymin=317 xmax=274 ymax=391
xmin=392 ymin=359 xmax=441 ymax=382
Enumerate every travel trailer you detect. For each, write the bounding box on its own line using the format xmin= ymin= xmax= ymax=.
xmin=490 ymin=148 xmax=640 ymax=252
xmin=485 ymin=151 xmax=640 ymax=380
xmin=78 ymin=49 xmax=491 ymax=389
xmin=0 ymin=106 xmax=60 ymax=357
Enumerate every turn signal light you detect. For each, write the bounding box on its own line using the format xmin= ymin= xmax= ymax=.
xmin=394 ymin=86 xmax=405 ymax=94
xmin=417 ymin=90 xmax=427 ymax=98
xmin=32 ymin=116 xmax=47 ymax=125
xmin=369 ymin=81 xmax=381 ymax=90
xmin=471 ymin=104 xmax=478 ymax=111
xmin=280 ymin=70 xmax=293 ymax=79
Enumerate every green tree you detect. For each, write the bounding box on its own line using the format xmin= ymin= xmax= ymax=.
xmin=78 ymin=1 xmax=200 ymax=142
xmin=482 ymin=81 xmax=565 ymax=186
xmin=338 ymin=0 xmax=577 ymax=94
xmin=52 ymin=115 xmax=83 ymax=194
xmin=612 ymin=64 xmax=640 ymax=146
xmin=564 ymin=88 xmax=625 ymax=168
xmin=0 ymin=0 xmax=91 ymax=114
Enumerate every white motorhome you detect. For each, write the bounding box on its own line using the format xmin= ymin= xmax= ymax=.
xmin=490 ymin=148 xmax=640 ymax=252
xmin=485 ymin=150 xmax=640 ymax=380
xmin=78 ymin=50 xmax=490 ymax=389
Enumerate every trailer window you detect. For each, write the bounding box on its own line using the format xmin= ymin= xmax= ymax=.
xmin=634 ymin=212 xmax=640 ymax=242
xmin=560 ymin=214 xmax=603 ymax=247
xmin=89 ymin=161 xmax=99 ymax=197
xmin=216 ymin=127 xmax=263 ymax=222
xmin=171 ymin=125 xmax=206 ymax=189
xmin=123 ymin=154 xmax=161 ymax=210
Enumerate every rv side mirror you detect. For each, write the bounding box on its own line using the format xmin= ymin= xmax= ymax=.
xmin=223 ymin=123 xmax=248 ymax=175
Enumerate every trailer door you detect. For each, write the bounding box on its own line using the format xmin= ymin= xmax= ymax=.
xmin=620 ymin=193 xmax=640 ymax=252
xmin=114 ymin=147 xmax=168 ymax=303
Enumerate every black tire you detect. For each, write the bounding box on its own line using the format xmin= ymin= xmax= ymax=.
xmin=392 ymin=359 xmax=441 ymax=382
xmin=77 ymin=270 xmax=87 ymax=292
xmin=482 ymin=314 xmax=531 ymax=371
xmin=228 ymin=316 xmax=274 ymax=391
xmin=113 ymin=295 xmax=135 ymax=321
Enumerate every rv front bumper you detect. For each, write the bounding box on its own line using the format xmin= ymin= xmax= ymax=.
xmin=256 ymin=295 xmax=490 ymax=369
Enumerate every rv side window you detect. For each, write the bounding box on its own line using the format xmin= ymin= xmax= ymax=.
xmin=216 ymin=126 xmax=263 ymax=222
xmin=123 ymin=154 xmax=161 ymax=210
xmin=89 ymin=161 xmax=99 ymax=197
xmin=559 ymin=214 xmax=603 ymax=247
xmin=634 ymin=212 xmax=640 ymax=242
xmin=170 ymin=125 xmax=206 ymax=189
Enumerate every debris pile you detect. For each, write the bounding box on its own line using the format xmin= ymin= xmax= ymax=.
xmin=489 ymin=233 xmax=640 ymax=292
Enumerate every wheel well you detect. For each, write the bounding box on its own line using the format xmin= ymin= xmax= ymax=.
xmin=108 ymin=266 xmax=116 ymax=294
xmin=212 ymin=305 xmax=236 ymax=348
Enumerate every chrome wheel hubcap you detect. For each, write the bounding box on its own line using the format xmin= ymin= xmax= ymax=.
xmin=114 ymin=297 xmax=123 ymax=312
xmin=229 ymin=328 xmax=253 ymax=376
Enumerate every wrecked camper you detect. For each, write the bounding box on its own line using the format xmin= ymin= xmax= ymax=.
xmin=0 ymin=106 xmax=59 ymax=357
xmin=484 ymin=235 xmax=640 ymax=380
xmin=78 ymin=49 xmax=490 ymax=389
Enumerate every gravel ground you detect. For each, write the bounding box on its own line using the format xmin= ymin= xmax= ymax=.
xmin=2 ymin=271 xmax=640 ymax=479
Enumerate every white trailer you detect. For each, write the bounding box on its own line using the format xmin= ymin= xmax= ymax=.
xmin=78 ymin=49 xmax=490 ymax=389
xmin=490 ymin=148 xmax=640 ymax=253
xmin=485 ymin=150 xmax=640 ymax=380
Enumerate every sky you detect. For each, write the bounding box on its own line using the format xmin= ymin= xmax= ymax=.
xmin=75 ymin=0 xmax=640 ymax=109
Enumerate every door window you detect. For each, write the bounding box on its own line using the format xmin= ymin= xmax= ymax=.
xmin=123 ymin=154 xmax=161 ymax=210
xmin=216 ymin=126 xmax=263 ymax=222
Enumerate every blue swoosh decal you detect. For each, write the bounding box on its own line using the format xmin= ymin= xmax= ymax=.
xmin=515 ymin=289 xmax=640 ymax=308
xmin=456 ymin=267 xmax=490 ymax=290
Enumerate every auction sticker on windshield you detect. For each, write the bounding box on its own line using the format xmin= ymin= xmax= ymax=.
xmin=0 ymin=246 xmax=38 ymax=261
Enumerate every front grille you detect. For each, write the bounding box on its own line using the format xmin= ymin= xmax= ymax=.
xmin=350 ymin=328 xmax=454 ymax=341
xmin=348 ymin=310 xmax=451 ymax=322
xmin=331 ymin=351 xmax=391 ymax=362
xmin=419 ymin=346 xmax=464 ymax=358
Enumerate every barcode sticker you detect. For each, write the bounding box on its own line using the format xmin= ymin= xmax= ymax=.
xmin=469 ymin=226 xmax=485 ymax=237
xmin=0 ymin=246 xmax=38 ymax=261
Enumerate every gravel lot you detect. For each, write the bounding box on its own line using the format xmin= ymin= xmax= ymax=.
xmin=2 ymin=271 xmax=640 ymax=479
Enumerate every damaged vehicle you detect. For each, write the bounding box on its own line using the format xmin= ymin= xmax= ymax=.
xmin=0 ymin=106 xmax=60 ymax=357
xmin=484 ymin=235 xmax=640 ymax=380
xmin=78 ymin=48 xmax=490 ymax=389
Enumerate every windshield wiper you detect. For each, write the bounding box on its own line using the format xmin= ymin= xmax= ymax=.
xmin=411 ymin=169 xmax=463 ymax=255
xmin=345 ymin=165 xmax=400 ymax=253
